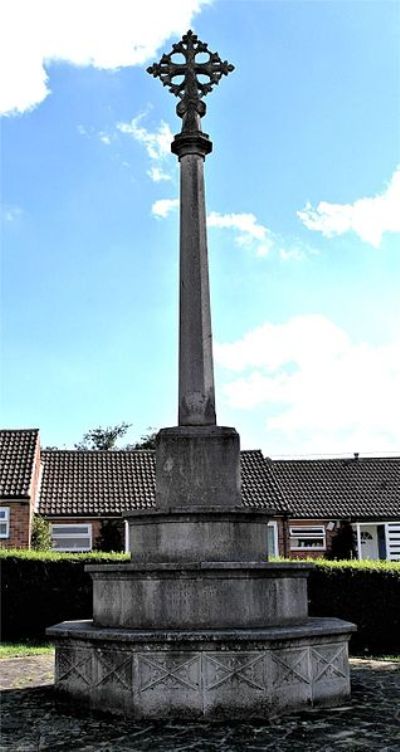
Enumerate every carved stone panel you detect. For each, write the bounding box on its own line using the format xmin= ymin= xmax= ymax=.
xmin=56 ymin=647 xmax=92 ymax=691
xmin=270 ymin=648 xmax=310 ymax=687
xmin=311 ymin=645 xmax=348 ymax=683
xmin=133 ymin=652 xmax=203 ymax=717
xmin=203 ymin=652 xmax=267 ymax=717
xmin=268 ymin=648 xmax=312 ymax=709
xmin=94 ymin=650 xmax=133 ymax=691
xmin=311 ymin=644 xmax=350 ymax=704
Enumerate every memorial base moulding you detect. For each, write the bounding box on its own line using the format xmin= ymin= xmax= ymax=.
xmin=47 ymin=619 xmax=356 ymax=720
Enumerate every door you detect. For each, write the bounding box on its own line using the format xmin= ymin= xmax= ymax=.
xmin=359 ymin=525 xmax=379 ymax=560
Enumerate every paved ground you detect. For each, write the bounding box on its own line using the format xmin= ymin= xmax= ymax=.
xmin=0 ymin=654 xmax=399 ymax=751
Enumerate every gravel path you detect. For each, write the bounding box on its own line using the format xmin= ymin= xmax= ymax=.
xmin=0 ymin=654 xmax=399 ymax=751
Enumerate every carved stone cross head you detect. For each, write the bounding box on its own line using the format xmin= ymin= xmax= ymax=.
xmin=147 ymin=30 xmax=234 ymax=133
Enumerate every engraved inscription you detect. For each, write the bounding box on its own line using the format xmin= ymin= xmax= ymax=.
xmin=312 ymin=645 xmax=348 ymax=682
xmin=204 ymin=653 xmax=264 ymax=691
xmin=138 ymin=654 xmax=201 ymax=693
xmin=271 ymin=649 xmax=310 ymax=686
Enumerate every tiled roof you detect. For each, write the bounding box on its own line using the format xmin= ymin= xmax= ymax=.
xmin=241 ymin=450 xmax=284 ymax=510
xmin=0 ymin=429 xmax=39 ymax=498
xmin=39 ymin=448 xmax=280 ymax=516
xmin=270 ymin=456 xmax=400 ymax=520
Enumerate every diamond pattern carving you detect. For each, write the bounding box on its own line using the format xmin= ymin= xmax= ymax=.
xmin=204 ymin=653 xmax=264 ymax=691
xmin=138 ymin=654 xmax=201 ymax=693
xmin=95 ymin=652 xmax=132 ymax=690
xmin=271 ymin=649 xmax=310 ymax=686
xmin=57 ymin=649 xmax=92 ymax=686
xmin=312 ymin=646 xmax=348 ymax=682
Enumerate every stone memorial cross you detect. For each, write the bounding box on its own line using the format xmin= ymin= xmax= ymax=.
xmin=148 ymin=30 xmax=234 ymax=426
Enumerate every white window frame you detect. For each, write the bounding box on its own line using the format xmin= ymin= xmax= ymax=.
xmin=0 ymin=507 xmax=10 ymax=539
xmin=289 ymin=525 xmax=326 ymax=551
xmin=51 ymin=523 xmax=92 ymax=552
xmin=267 ymin=520 xmax=279 ymax=557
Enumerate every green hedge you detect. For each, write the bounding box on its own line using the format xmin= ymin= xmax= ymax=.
xmin=306 ymin=559 xmax=400 ymax=655
xmin=1 ymin=551 xmax=399 ymax=654
xmin=0 ymin=550 xmax=129 ymax=641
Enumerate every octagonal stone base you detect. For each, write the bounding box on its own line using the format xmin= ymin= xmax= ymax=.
xmin=47 ymin=618 xmax=355 ymax=720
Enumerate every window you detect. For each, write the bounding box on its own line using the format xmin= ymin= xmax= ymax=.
xmin=51 ymin=524 xmax=92 ymax=551
xmin=289 ymin=525 xmax=326 ymax=550
xmin=267 ymin=521 xmax=279 ymax=557
xmin=0 ymin=508 xmax=10 ymax=538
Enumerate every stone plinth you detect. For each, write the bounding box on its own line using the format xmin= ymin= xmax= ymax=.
xmin=47 ymin=618 xmax=356 ymax=719
xmin=88 ymin=562 xmax=310 ymax=630
xmin=126 ymin=508 xmax=274 ymax=563
xmin=155 ymin=426 xmax=240 ymax=509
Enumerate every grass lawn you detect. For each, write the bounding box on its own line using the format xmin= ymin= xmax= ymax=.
xmin=0 ymin=642 xmax=54 ymax=659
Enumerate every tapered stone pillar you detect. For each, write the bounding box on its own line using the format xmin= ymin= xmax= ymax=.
xmin=173 ymin=132 xmax=215 ymax=427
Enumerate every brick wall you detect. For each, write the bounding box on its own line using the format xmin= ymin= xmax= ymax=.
xmin=45 ymin=518 xmax=110 ymax=550
xmin=0 ymin=502 xmax=31 ymax=549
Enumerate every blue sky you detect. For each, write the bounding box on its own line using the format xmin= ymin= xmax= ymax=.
xmin=1 ymin=0 xmax=399 ymax=456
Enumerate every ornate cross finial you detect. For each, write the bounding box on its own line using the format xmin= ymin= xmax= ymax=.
xmin=147 ymin=30 xmax=234 ymax=134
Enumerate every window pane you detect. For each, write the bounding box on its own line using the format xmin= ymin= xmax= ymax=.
xmin=290 ymin=527 xmax=324 ymax=536
xmin=53 ymin=537 xmax=91 ymax=550
xmin=52 ymin=525 xmax=90 ymax=535
xmin=0 ymin=509 xmax=7 ymax=520
xmin=0 ymin=522 xmax=8 ymax=537
xmin=267 ymin=526 xmax=276 ymax=556
xmin=290 ymin=537 xmax=325 ymax=549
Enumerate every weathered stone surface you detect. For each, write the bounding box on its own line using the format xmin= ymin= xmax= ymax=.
xmin=126 ymin=508 xmax=274 ymax=562
xmin=47 ymin=619 xmax=355 ymax=720
xmin=156 ymin=426 xmax=241 ymax=510
xmin=2 ymin=656 xmax=399 ymax=751
xmin=155 ymin=426 xmax=241 ymax=509
xmin=88 ymin=562 xmax=311 ymax=629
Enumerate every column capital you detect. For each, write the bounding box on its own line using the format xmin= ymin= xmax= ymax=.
xmin=171 ymin=132 xmax=213 ymax=159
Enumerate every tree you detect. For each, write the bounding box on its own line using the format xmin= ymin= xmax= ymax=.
xmin=31 ymin=515 xmax=52 ymax=550
xmin=74 ymin=422 xmax=132 ymax=451
xmin=126 ymin=428 xmax=157 ymax=450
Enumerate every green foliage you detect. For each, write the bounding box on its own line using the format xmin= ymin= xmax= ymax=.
xmin=75 ymin=422 xmax=132 ymax=450
xmin=0 ymin=642 xmax=53 ymax=658
xmin=1 ymin=551 xmax=129 ymax=641
xmin=30 ymin=515 xmax=52 ymax=550
xmin=133 ymin=429 xmax=157 ymax=450
xmin=306 ymin=558 xmax=400 ymax=655
xmin=0 ymin=548 xmax=129 ymax=561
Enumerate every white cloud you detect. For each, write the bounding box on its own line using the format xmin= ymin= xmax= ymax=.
xmin=0 ymin=0 xmax=210 ymax=115
xmin=147 ymin=166 xmax=172 ymax=183
xmin=98 ymin=132 xmax=112 ymax=145
xmin=207 ymin=211 xmax=274 ymax=257
xmin=298 ymin=167 xmax=400 ymax=248
xmin=215 ymin=314 xmax=400 ymax=454
xmin=1 ymin=204 xmax=22 ymax=223
xmin=151 ymin=197 xmax=179 ymax=218
xmin=118 ymin=114 xmax=174 ymax=181
xmin=153 ymin=203 xmax=316 ymax=261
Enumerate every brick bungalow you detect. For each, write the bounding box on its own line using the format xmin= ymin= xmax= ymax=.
xmin=268 ymin=455 xmax=400 ymax=561
xmin=1 ymin=429 xmax=399 ymax=560
xmin=0 ymin=429 xmax=41 ymax=549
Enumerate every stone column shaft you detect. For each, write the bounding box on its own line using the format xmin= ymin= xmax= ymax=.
xmin=173 ymin=134 xmax=216 ymax=426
